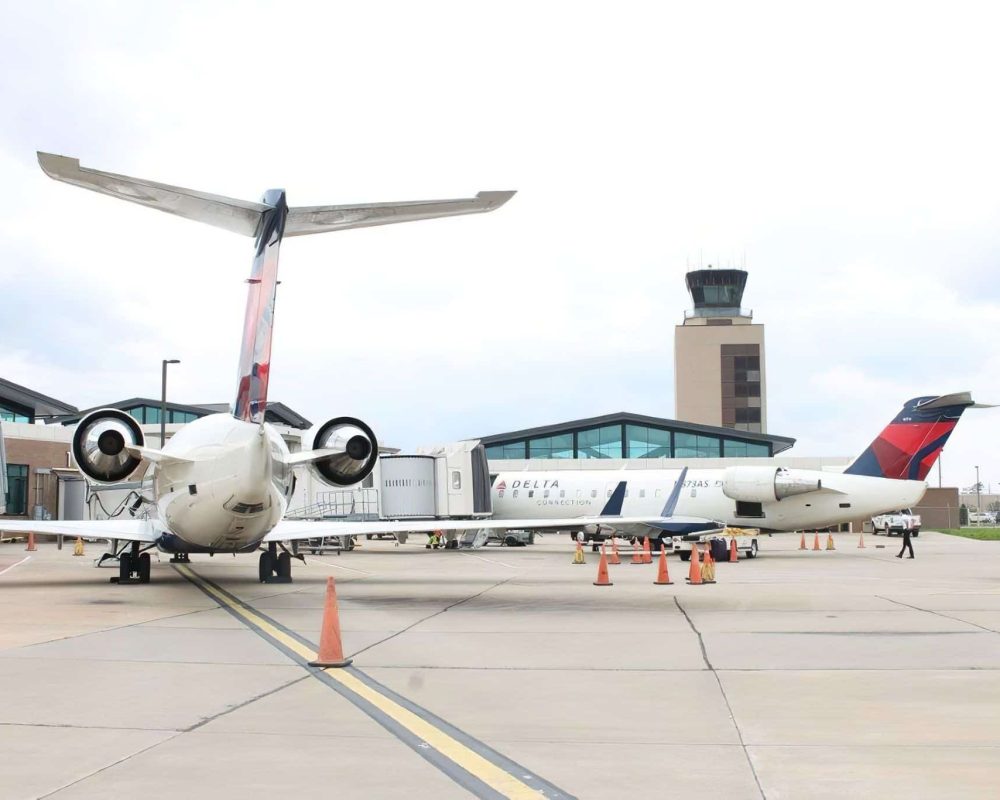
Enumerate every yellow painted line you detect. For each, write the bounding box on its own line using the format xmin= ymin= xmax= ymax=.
xmin=178 ymin=565 xmax=545 ymax=800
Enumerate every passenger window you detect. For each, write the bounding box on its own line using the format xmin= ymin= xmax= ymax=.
xmin=544 ymin=490 xmax=550 ymax=498
xmin=640 ymin=489 xmax=646 ymax=498
xmin=591 ymin=490 xmax=597 ymax=498
xmin=528 ymin=490 xmax=534 ymax=498
xmin=560 ymin=490 xmax=565 ymax=498
xmin=607 ymin=489 xmax=612 ymax=498
xmin=513 ymin=490 xmax=518 ymax=498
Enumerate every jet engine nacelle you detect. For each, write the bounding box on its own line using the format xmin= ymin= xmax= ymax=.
xmin=722 ymin=466 xmax=822 ymax=503
xmin=72 ymin=408 xmax=145 ymax=483
xmin=311 ymin=416 xmax=379 ymax=487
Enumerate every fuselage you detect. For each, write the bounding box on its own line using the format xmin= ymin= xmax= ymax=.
xmin=490 ymin=469 xmax=927 ymax=532
xmin=151 ymin=414 xmax=293 ymax=552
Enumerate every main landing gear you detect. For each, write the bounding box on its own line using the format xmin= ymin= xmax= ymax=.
xmin=111 ymin=541 xmax=152 ymax=584
xmin=259 ymin=542 xmax=293 ymax=584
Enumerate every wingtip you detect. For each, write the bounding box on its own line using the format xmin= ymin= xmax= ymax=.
xmin=476 ymin=190 xmax=517 ymax=210
xmin=36 ymin=151 xmax=79 ymax=180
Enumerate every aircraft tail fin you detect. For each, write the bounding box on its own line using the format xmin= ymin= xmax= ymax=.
xmin=844 ymin=392 xmax=978 ymax=480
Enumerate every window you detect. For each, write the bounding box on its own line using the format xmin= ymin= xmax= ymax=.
xmin=485 ymin=442 xmax=527 ymax=460
xmin=577 ymin=425 xmax=622 ymax=459
xmin=674 ymin=432 xmax=720 ymax=458
xmin=527 ymin=433 xmax=573 ymax=459
xmin=626 ymin=425 xmax=671 ymax=458
xmin=0 ymin=405 xmax=30 ymax=423
xmin=4 ymin=464 xmax=28 ymax=516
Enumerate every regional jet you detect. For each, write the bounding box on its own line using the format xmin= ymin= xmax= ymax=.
xmin=0 ymin=154 xmax=701 ymax=583
xmin=486 ymin=392 xmax=980 ymax=546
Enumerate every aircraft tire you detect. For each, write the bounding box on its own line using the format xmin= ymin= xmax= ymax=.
xmin=258 ymin=551 xmax=273 ymax=583
xmin=119 ymin=553 xmax=132 ymax=583
xmin=678 ymin=551 xmax=691 ymax=562
xmin=276 ymin=552 xmax=292 ymax=579
xmin=746 ymin=540 xmax=758 ymax=558
xmin=138 ymin=553 xmax=151 ymax=583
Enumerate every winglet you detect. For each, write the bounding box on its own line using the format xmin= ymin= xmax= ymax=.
xmin=599 ymin=481 xmax=627 ymax=516
xmin=660 ymin=467 xmax=688 ymax=517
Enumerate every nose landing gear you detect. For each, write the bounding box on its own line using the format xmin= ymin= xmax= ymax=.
xmin=259 ymin=542 xmax=293 ymax=583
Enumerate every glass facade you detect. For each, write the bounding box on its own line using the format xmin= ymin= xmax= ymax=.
xmin=674 ymin=432 xmax=721 ymax=458
xmin=627 ymin=425 xmax=671 ymax=458
xmin=4 ymin=464 xmax=28 ymax=515
xmin=527 ymin=434 xmax=573 ymax=459
xmin=484 ymin=419 xmax=776 ymax=461
xmin=723 ymin=439 xmax=770 ymax=457
xmin=125 ymin=405 xmax=203 ymax=425
xmin=577 ymin=425 xmax=622 ymax=459
xmin=485 ymin=441 xmax=528 ymax=461
xmin=0 ymin=404 xmax=30 ymax=423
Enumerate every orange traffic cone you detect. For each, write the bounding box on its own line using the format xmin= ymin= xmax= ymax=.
xmin=728 ymin=537 xmax=739 ymax=562
xmin=857 ymin=531 xmax=866 ymax=549
xmin=609 ymin=537 xmax=622 ymax=565
xmin=572 ymin=540 xmax=586 ymax=564
xmin=309 ymin=576 xmax=352 ymax=668
xmin=799 ymin=532 xmax=807 ymax=550
xmin=654 ymin=547 xmax=673 ymax=585
xmin=687 ymin=544 xmax=702 ymax=584
xmin=642 ymin=536 xmax=653 ymax=564
xmin=812 ymin=532 xmax=821 ymax=551
xmin=25 ymin=532 xmax=37 ymax=552
xmin=630 ymin=539 xmax=644 ymax=564
xmin=826 ymin=533 xmax=836 ymax=551
xmin=593 ymin=544 xmax=613 ymax=586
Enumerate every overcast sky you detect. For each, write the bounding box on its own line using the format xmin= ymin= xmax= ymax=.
xmin=2 ymin=1 xmax=998 ymax=491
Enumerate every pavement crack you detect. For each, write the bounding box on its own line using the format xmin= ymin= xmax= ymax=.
xmin=184 ymin=674 xmax=310 ymax=731
xmin=876 ymin=595 xmax=1000 ymax=634
xmin=674 ymin=596 xmax=767 ymax=800
xmin=347 ymin=575 xmax=517 ymax=659
xmin=38 ymin=732 xmax=184 ymax=799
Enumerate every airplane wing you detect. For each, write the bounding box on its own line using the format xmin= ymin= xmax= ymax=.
xmin=0 ymin=519 xmax=159 ymax=543
xmin=262 ymin=514 xmax=702 ymax=543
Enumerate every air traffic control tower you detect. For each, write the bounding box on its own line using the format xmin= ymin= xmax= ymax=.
xmin=674 ymin=268 xmax=767 ymax=433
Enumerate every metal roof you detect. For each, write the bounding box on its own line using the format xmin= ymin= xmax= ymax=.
xmin=474 ymin=411 xmax=795 ymax=454
xmin=0 ymin=377 xmax=78 ymax=418
xmin=51 ymin=398 xmax=312 ymax=430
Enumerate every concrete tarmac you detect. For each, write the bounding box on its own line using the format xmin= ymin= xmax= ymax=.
xmin=1 ymin=531 xmax=999 ymax=799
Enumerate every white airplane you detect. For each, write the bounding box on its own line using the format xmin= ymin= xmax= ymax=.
xmin=487 ymin=392 xmax=980 ymax=545
xmin=0 ymin=153 xmax=696 ymax=584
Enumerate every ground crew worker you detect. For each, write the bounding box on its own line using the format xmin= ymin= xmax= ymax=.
xmin=896 ymin=524 xmax=915 ymax=559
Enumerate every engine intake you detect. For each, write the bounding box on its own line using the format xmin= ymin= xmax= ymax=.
xmin=311 ymin=416 xmax=378 ymax=486
xmin=72 ymin=408 xmax=145 ymax=483
xmin=723 ymin=466 xmax=822 ymax=503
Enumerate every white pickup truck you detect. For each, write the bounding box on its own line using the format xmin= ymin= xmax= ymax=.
xmin=871 ymin=509 xmax=920 ymax=536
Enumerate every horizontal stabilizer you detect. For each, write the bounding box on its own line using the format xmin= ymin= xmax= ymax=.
xmin=37 ymin=153 xmax=267 ymax=236
xmin=38 ymin=153 xmax=515 ymax=238
xmin=284 ymin=191 xmax=516 ymax=236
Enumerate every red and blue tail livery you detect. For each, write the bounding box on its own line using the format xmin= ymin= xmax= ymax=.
xmin=844 ymin=392 xmax=976 ymax=481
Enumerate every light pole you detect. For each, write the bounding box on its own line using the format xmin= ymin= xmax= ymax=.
xmin=975 ymin=465 xmax=981 ymax=526
xmin=160 ymin=359 xmax=180 ymax=447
